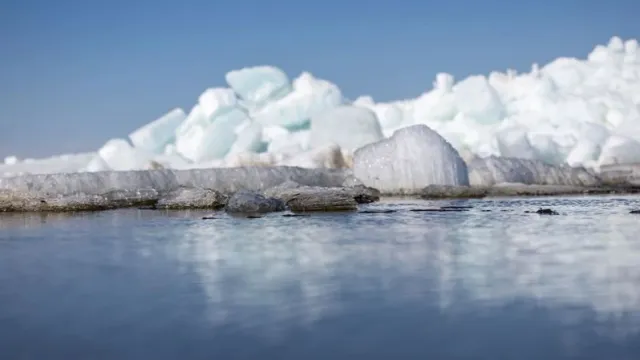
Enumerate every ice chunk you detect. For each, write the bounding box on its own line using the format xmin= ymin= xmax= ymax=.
xmin=129 ymin=108 xmax=186 ymax=153
xmin=176 ymin=105 xmax=207 ymax=138
xmin=228 ymin=121 xmax=265 ymax=155
xmin=566 ymin=141 xmax=601 ymax=168
xmin=309 ymin=105 xmax=383 ymax=153
xmin=468 ymin=156 xmax=599 ymax=186
xmin=453 ymin=76 xmax=505 ymax=124
xmin=597 ymin=136 xmax=640 ymax=167
xmin=352 ymin=124 xmax=469 ymax=194
xmin=261 ymin=125 xmax=289 ymax=143
xmin=82 ymin=155 xmax=110 ymax=172
xmin=176 ymin=108 xmax=249 ymax=162
xmin=251 ymin=72 xmax=343 ymax=130
xmin=495 ymin=126 xmax=538 ymax=159
xmin=267 ymin=130 xmax=311 ymax=154
xmin=1 ymin=153 xmax=97 ymax=177
xmin=225 ymin=66 xmax=291 ymax=106
xmin=3 ymin=156 xmax=18 ymax=165
xmin=198 ymin=88 xmax=237 ymax=118
xmin=98 ymin=139 xmax=157 ymax=171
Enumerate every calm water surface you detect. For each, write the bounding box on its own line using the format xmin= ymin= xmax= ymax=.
xmin=1 ymin=196 xmax=640 ymax=360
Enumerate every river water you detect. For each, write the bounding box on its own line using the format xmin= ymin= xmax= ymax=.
xmin=1 ymin=196 xmax=640 ymax=359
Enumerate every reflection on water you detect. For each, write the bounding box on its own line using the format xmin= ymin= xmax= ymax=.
xmin=1 ymin=196 xmax=640 ymax=359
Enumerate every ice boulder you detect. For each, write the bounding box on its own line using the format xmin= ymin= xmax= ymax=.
xmin=453 ymin=75 xmax=505 ymax=124
xmin=225 ymin=66 xmax=291 ymax=107
xmin=309 ymin=105 xmax=384 ymax=153
xmin=597 ymin=136 xmax=640 ymax=167
xmin=228 ymin=121 xmax=266 ymax=155
xmin=198 ymin=88 xmax=237 ymax=118
xmin=128 ymin=108 xmax=186 ymax=153
xmin=82 ymin=155 xmax=110 ymax=172
xmin=250 ymin=72 xmax=343 ymax=130
xmin=352 ymin=124 xmax=469 ymax=194
xmin=176 ymin=108 xmax=249 ymax=162
xmin=98 ymin=139 xmax=158 ymax=171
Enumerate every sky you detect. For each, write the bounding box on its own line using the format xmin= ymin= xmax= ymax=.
xmin=0 ymin=0 xmax=638 ymax=159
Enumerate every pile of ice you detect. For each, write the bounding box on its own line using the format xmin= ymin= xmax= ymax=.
xmin=2 ymin=36 xmax=640 ymax=180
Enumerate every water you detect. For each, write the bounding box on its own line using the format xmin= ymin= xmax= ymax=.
xmin=1 ymin=196 xmax=640 ymax=360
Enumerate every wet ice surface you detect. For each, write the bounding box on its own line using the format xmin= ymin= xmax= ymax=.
xmin=1 ymin=196 xmax=640 ymax=360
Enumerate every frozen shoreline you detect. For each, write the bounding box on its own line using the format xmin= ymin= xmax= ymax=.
xmin=1 ymin=164 xmax=639 ymax=213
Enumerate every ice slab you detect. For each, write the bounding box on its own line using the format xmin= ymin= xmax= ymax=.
xmin=176 ymin=108 xmax=249 ymax=163
xmin=251 ymin=72 xmax=343 ymax=129
xmin=198 ymin=88 xmax=238 ymax=118
xmin=128 ymin=108 xmax=186 ymax=153
xmin=225 ymin=66 xmax=291 ymax=107
xmin=0 ymin=153 xmax=96 ymax=177
xmin=352 ymin=124 xmax=469 ymax=194
xmin=467 ymin=156 xmax=599 ymax=187
xmin=98 ymin=138 xmax=157 ymax=171
xmin=0 ymin=166 xmax=350 ymax=197
xmin=597 ymin=136 xmax=640 ymax=167
xmin=309 ymin=105 xmax=384 ymax=153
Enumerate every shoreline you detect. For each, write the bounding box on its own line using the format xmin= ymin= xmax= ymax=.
xmin=1 ymin=183 xmax=639 ymax=213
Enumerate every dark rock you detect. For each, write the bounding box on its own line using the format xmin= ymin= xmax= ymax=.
xmin=202 ymin=216 xmax=218 ymax=220
xmin=265 ymin=184 xmax=358 ymax=212
xmin=265 ymin=181 xmax=379 ymax=205
xmin=286 ymin=188 xmax=358 ymax=212
xmin=225 ymin=190 xmax=285 ymax=214
xmin=630 ymin=209 xmax=640 ymax=214
xmin=348 ymin=185 xmax=380 ymax=204
xmin=359 ymin=209 xmax=396 ymax=214
xmin=155 ymin=187 xmax=228 ymax=210
xmin=535 ymin=208 xmax=559 ymax=215
xmin=282 ymin=214 xmax=310 ymax=217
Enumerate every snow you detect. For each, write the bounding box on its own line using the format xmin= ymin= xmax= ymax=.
xmin=2 ymin=36 xmax=640 ymax=191
xmin=352 ymin=125 xmax=469 ymax=194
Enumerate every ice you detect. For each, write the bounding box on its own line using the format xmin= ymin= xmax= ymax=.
xmin=3 ymin=156 xmax=18 ymax=165
xmin=452 ymin=75 xmax=505 ymax=124
xmin=225 ymin=66 xmax=291 ymax=107
xmin=228 ymin=121 xmax=266 ymax=155
xmin=176 ymin=108 xmax=249 ymax=162
xmin=468 ymin=156 xmax=599 ymax=187
xmin=128 ymin=108 xmax=187 ymax=153
xmin=279 ymin=144 xmax=349 ymax=169
xmin=98 ymin=139 xmax=158 ymax=171
xmin=352 ymin=125 xmax=469 ymax=194
xmin=309 ymin=105 xmax=384 ymax=153
xmin=0 ymin=153 xmax=96 ymax=177
xmin=597 ymin=136 xmax=640 ymax=167
xmin=0 ymin=167 xmax=350 ymax=197
xmin=250 ymin=72 xmax=343 ymax=129
xmin=198 ymin=88 xmax=238 ymax=118
xmin=3 ymin=37 xmax=640 ymax=186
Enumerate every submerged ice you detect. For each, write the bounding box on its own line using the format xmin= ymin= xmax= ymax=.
xmin=1 ymin=36 xmax=640 ymax=193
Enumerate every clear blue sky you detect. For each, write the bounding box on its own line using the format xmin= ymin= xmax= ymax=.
xmin=1 ymin=0 xmax=638 ymax=159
